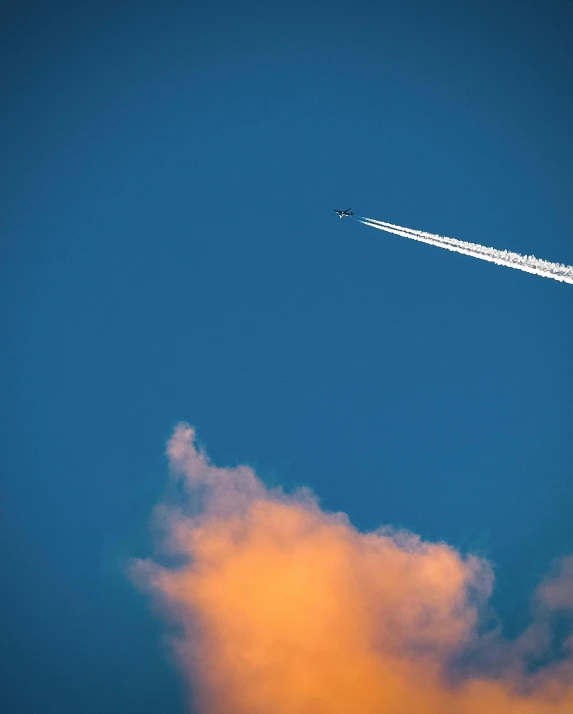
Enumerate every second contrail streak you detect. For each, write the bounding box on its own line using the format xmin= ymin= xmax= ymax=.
xmin=358 ymin=217 xmax=573 ymax=284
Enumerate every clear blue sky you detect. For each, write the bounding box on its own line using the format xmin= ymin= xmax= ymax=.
xmin=2 ymin=1 xmax=572 ymax=712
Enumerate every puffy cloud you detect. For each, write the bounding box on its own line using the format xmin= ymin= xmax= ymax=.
xmin=538 ymin=557 xmax=573 ymax=612
xmin=133 ymin=424 xmax=573 ymax=714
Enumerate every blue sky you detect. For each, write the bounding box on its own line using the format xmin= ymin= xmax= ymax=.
xmin=2 ymin=1 xmax=573 ymax=712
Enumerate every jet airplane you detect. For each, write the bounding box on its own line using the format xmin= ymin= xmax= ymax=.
xmin=334 ymin=207 xmax=355 ymax=219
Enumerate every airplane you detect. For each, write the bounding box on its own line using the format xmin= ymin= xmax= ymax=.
xmin=334 ymin=207 xmax=355 ymax=219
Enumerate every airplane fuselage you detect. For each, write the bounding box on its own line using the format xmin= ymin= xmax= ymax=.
xmin=334 ymin=208 xmax=354 ymax=219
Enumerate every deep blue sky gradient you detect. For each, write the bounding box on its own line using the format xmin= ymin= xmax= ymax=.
xmin=2 ymin=2 xmax=573 ymax=712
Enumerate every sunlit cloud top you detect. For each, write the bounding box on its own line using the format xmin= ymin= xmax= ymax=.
xmin=133 ymin=424 xmax=573 ymax=714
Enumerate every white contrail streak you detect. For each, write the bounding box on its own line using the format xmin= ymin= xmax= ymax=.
xmin=358 ymin=217 xmax=573 ymax=284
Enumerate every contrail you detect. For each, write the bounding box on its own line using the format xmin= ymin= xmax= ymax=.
xmin=358 ymin=217 xmax=573 ymax=284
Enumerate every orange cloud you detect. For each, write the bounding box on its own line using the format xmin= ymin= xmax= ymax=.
xmin=133 ymin=424 xmax=573 ymax=713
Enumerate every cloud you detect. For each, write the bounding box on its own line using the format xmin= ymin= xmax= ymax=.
xmin=133 ymin=424 xmax=573 ymax=713
xmin=538 ymin=557 xmax=573 ymax=612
